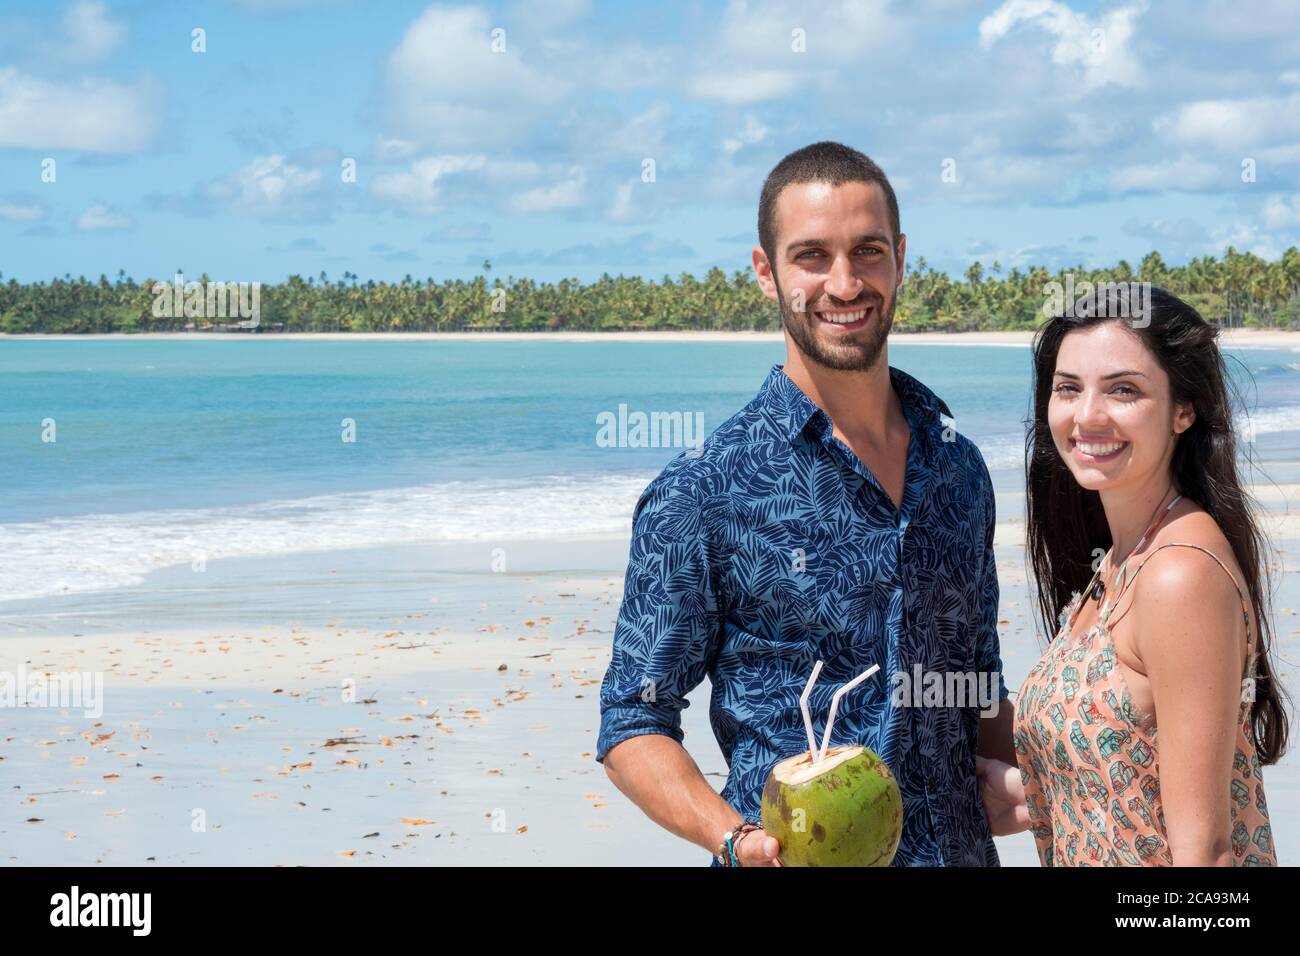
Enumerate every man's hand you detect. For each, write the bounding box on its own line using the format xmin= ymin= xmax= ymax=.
xmin=734 ymin=828 xmax=783 ymax=866
xmin=975 ymin=755 xmax=1030 ymax=836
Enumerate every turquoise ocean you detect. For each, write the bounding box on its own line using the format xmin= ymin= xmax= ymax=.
xmin=3 ymin=338 xmax=1300 ymax=607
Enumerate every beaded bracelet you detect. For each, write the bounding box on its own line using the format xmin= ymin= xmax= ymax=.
xmin=715 ymin=822 xmax=762 ymax=867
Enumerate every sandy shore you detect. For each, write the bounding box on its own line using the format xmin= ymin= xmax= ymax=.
xmin=0 ymin=599 xmax=629 ymax=865
xmin=4 ymin=329 xmax=1299 ymax=348
xmin=3 ymin=511 xmax=1299 ymax=866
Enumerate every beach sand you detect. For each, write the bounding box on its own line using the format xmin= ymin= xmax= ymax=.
xmin=3 ymin=507 xmax=1299 ymax=866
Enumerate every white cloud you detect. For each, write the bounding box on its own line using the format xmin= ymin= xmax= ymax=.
xmin=1263 ymin=196 xmax=1300 ymax=230
xmin=900 ymin=132 xmax=1065 ymax=205
xmin=0 ymin=67 xmax=160 ymax=152
xmin=0 ymin=199 xmax=46 ymax=223
xmin=509 ymin=167 xmax=586 ymax=213
xmin=1178 ymin=1 xmax=1300 ymax=41
xmin=944 ymin=240 xmax=1093 ymax=272
xmin=59 ymin=1 xmax=126 ymax=63
xmin=479 ymin=160 xmax=543 ymax=182
xmin=1122 ymin=217 xmax=1209 ymax=243
xmin=147 ymin=154 xmax=339 ymax=221
xmin=608 ymin=181 xmax=635 ymax=223
xmin=687 ymin=0 xmax=902 ymax=104
xmin=205 ymin=155 xmax=324 ymax=215
xmin=384 ymin=4 xmax=567 ymax=148
xmin=549 ymin=40 xmax=676 ymax=93
xmin=376 ymin=137 xmax=418 ymax=160
xmin=506 ymin=0 xmax=590 ymax=27
xmin=234 ymin=0 xmax=350 ymax=10
xmin=1210 ymin=222 xmax=1284 ymax=261
xmin=711 ymin=0 xmax=899 ymax=62
xmin=1259 ymin=142 xmax=1300 ymax=165
xmin=604 ymin=102 xmax=672 ymax=159
xmin=979 ymin=0 xmax=1147 ymax=92
xmin=1109 ymin=156 xmax=1220 ymax=192
xmin=76 ymin=202 xmax=132 ymax=231
xmin=689 ymin=69 xmax=800 ymax=105
xmin=371 ymin=154 xmax=488 ymax=210
xmin=1157 ymin=93 xmax=1300 ymax=147
xmin=480 ymin=231 xmax=697 ymax=268
xmin=722 ymin=116 xmax=769 ymax=156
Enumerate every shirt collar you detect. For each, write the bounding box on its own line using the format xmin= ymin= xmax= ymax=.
xmin=758 ymin=363 xmax=953 ymax=445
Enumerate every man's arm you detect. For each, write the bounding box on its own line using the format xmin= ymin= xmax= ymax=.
xmin=595 ymin=473 xmax=781 ymax=864
xmin=977 ymin=698 xmax=1017 ymax=765
xmin=604 ymin=735 xmax=781 ymax=864
xmin=603 ymin=734 xmax=743 ymax=853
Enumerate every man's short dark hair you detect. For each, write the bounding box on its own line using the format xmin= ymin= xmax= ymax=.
xmin=757 ymin=141 xmax=901 ymax=267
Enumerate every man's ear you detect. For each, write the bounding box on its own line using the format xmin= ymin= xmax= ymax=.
xmin=895 ymin=233 xmax=907 ymax=288
xmin=753 ymin=245 xmax=779 ymax=304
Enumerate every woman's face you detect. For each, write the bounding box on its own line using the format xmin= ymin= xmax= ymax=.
xmin=1047 ymin=321 xmax=1195 ymax=493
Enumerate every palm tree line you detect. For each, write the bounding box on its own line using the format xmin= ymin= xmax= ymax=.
xmin=2 ymin=247 xmax=1299 ymax=334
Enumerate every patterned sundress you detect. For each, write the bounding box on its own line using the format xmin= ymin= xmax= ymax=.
xmin=1013 ymin=542 xmax=1276 ymax=866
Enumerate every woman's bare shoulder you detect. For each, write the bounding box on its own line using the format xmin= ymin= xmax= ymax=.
xmin=1130 ymin=505 xmax=1252 ymax=651
xmin=1143 ymin=505 xmax=1245 ymax=585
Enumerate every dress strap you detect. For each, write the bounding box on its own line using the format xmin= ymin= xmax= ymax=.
xmin=1096 ymin=494 xmax=1184 ymax=624
xmin=1116 ymin=542 xmax=1258 ymax=704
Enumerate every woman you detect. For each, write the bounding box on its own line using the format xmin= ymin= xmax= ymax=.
xmin=978 ymin=285 xmax=1289 ymax=866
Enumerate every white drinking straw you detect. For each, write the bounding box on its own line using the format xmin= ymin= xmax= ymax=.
xmin=817 ymin=664 xmax=880 ymax=765
xmin=799 ymin=660 xmax=824 ymax=761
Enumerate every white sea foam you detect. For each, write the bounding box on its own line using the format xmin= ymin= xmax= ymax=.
xmin=0 ymin=474 xmax=652 ymax=603
xmin=971 ymin=434 xmax=1026 ymax=471
xmin=1239 ymin=403 xmax=1300 ymax=437
xmin=9 ymin=401 xmax=1300 ymax=605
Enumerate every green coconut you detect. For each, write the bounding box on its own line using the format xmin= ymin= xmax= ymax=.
xmin=760 ymin=744 xmax=903 ymax=867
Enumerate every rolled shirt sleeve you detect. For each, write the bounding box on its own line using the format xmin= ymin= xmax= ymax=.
xmin=596 ymin=471 xmax=723 ymax=763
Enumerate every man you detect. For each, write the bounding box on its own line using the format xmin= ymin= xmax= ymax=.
xmin=596 ymin=141 xmax=1015 ymax=866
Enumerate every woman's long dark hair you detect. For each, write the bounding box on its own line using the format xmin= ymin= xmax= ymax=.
xmin=1026 ymin=285 xmax=1290 ymax=764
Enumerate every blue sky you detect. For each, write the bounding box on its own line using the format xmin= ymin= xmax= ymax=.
xmin=1 ymin=0 xmax=1298 ymax=284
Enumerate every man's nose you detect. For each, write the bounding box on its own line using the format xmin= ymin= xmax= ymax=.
xmin=824 ymin=254 xmax=864 ymax=303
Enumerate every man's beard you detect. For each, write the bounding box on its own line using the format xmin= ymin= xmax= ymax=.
xmin=776 ymin=277 xmax=896 ymax=372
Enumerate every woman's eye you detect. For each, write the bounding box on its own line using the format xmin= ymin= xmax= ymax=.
xmin=1052 ymin=383 xmax=1138 ymax=397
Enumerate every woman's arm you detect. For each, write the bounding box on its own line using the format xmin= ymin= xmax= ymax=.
xmin=1135 ymin=549 xmax=1247 ymax=866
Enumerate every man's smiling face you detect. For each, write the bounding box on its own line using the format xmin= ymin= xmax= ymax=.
xmin=756 ymin=180 xmax=905 ymax=372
